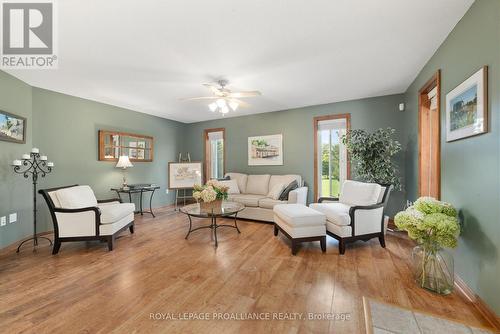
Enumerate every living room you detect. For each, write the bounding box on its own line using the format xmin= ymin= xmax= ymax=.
xmin=0 ymin=0 xmax=499 ymax=333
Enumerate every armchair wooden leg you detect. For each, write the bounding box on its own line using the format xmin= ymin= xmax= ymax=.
xmin=52 ymin=240 xmax=61 ymax=255
xmin=378 ymin=235 xmax=386 ymax=248
xmin=320 ymin=236 xmax=326 ymax=253
xmin=339 ymin=239 xmax=346 ymax=255
xmin=274 ymin=223 xmax=279 ymax=236
xmin=107 ymin=236 xmax=114 ymax=251
xmin=129 ymin=224 xmax=134 ymax=234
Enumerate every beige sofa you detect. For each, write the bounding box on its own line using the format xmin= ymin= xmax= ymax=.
xmin=225 ymin=173 xmax=308 ymax=222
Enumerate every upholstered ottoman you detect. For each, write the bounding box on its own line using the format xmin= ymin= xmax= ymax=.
xmin=273 ymin=204 xmax=326 ymax=255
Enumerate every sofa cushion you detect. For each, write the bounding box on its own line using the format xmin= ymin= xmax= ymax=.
xmin=309 ymin=203 xmax=351 ymax=226
xmin=278 ymin=180 xmax=298 ymax=201
xmin=269 ymin=175 xmax=302 ymax=191
xmin=225 ymin=173 xmax=248 ymax=193
xmin=267 ymin=182 xmax=286 ymax=200
xmin=98 ymin=203 xmax=136 ymax=224
xmin=219 ymin=179 xmax=240 ymax=194
xmin=229 ymin=194 xmax=266 ymax=207
xmin=273 ymin=204 xmax=326 ymax=227
xmin=258 ymin=198 xmax=287 ymax=209
xmin=56 ymin=185 xmax=98 ymax=209
xmin=339 ymin=180 xmax=382 ymax=206
xmin=246 ymin=174 xmax=271 ymax=195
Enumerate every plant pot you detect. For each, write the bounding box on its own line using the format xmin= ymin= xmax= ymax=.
xmin=199 ymin=199 xmax=223 ymax=214
xmin=412 ymin=244 xmax=454 ymax=295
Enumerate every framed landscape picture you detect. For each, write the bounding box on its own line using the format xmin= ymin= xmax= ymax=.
xmin=168 ymin=162 xmax=203 ymax=189
xmin=248 ymin=134 xmax=283 ymax=166
xmin=446 ymin=66 xmax=488 ymax=142
xmin=0 ymin=110 xmax=26 ymax=144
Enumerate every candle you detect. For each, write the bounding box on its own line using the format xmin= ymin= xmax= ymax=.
xmin=31 ymin=148 xmax=39 ymax=153
xmin=12 ymin=160 xmax=22 ymax=166
xmin=22 ymin=154 xmax=30 ymax=160
xmin=47 ymin=162 xmax=54 ymax=167
xmin=40 ymin=155 xmax=47 ymax=161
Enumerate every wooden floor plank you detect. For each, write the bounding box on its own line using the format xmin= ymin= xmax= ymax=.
xmin=0 ymin=208 xmax=493 ymax=333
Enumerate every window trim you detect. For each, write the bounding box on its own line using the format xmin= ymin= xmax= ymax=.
xmin=313 ymin=114 xmax=351 ymax=201
xmin=204 ymin=128 xmax=226 ymax=181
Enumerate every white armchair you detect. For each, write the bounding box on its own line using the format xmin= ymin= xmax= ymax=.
xmin=309 ymin=180 xmax=392 ymax=254
xmin=39 ymin=185 xmax=135 ymax=254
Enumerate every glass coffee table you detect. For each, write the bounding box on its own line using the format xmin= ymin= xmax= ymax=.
xmin=180 ymin=201 xmax=244 ymax=248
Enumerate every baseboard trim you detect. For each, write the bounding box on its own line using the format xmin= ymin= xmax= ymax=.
xmin=454 ymin=275 xmax=500 ymax=330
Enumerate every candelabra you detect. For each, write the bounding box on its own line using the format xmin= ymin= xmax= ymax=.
xmin=12 ymin=148 xmax=55 ymax=253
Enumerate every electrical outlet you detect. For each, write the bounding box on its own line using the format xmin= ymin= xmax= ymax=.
xmin=9 ymin=213 xmax=17 ymax=223
xmin=165 ymin=189 xmax=169 ymax=194
xmin=0 ymin=216 xmax=6 ymax=226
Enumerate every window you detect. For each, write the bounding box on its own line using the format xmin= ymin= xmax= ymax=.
xmin=313 ymin=114 xmax=350 ymax=200
xmin=204 ymin=128 xmax=225 ymax=180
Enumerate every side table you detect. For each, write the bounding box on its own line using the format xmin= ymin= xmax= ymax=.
xmin=111 ymin=184 xmax=160 ymax=217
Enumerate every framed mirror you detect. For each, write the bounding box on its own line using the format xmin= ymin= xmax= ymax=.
xmin=98 ymin=130 xmax=154 ymax=162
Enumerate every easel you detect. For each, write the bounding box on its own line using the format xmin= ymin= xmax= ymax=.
xmin=174 ymin=153 xmax=193 ymax=211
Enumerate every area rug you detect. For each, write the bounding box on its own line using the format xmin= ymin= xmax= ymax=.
xmin=362 ymin=297 xmax=497 ymax=334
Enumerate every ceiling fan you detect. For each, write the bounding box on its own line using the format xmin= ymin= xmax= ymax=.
xmin=182 ymin=80 xmax=261 ymax=115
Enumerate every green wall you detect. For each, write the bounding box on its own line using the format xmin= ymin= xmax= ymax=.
xmin=182 ymin=94 xmax=407 ymax=216
xmin=404 ymin=0 xmax=500 ymax=313
xmin=0 ymin=71 xmax=34 ymax=249
xmin=0 ymin=78 xmax=185 ymax=249
xmin=32 ymin=88 xmax=186 ymax=234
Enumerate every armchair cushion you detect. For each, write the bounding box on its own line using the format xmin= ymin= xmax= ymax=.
xmin=309 ymin=202 xmax=351 ymax=226
xmin=98 ymin=203 xmax=135 ymax=224
xmin=55 ymin=185 xmax=98 ymax=209
xmin=339 ymin=180 xmax=381 ymax=206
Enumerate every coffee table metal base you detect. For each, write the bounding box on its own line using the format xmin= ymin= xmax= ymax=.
xmin=185 ymin=214 xmax=240 ymax=248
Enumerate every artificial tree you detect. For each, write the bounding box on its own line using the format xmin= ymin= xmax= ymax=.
xmin=341 ymin=127 xmax=401 ymax=189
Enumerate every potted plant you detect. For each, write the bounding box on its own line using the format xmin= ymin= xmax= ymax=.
xmin=395 ymin=197 xmax=460 ymax=294
xmin=341 ymin=127 xmax=401 ymax=189
xmin=193 ymin=180 xmax=229 ymax=213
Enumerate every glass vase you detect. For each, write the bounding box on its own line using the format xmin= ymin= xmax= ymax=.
xmin=411 ymin=244 xmax=454 ymax=295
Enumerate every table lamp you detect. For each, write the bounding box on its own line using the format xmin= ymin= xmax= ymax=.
xmin=116 ymin=155 xmax=133 ymax=190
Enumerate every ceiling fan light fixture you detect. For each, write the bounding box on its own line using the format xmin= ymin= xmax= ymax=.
xmin=208 ymin=103 xmax=217 ymax=112
xmin=221 ymin=105 xmax=229 ymax=114
xmin=216 ymin=98 xmax=226 ymax=108
xmin=229 ymin=101 xmax=239 ymax=111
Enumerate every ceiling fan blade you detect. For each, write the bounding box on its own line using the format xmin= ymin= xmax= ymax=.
xmin=180 ymin=96 xmax=220 ymax=101
xmin=227 ymin=91 xmax=261 ymax=98
xmin=229 ymin=98 xmax=251 ymax=108
xmin=202 ymin=83 xmax=223 ymax=96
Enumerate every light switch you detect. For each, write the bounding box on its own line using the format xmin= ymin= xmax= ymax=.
xmin=9 ymin=213 xmax=17 ymax=223
xmin=0 ymin=216 xmax=6 ymax=226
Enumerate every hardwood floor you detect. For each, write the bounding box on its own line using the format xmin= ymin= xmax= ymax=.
xmin=0 ymin=207 xmax=493 ymax=333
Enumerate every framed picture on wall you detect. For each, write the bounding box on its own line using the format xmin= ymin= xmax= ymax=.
xmin=168 ymin=162 xmax=203 ymax=189
xmin=446 ymin=66 xmax=488 ymax=142
xmin=0 ymin=110 xmax=26 ymax=144
xmin=248 ymin=134 xmax=283 ymax=166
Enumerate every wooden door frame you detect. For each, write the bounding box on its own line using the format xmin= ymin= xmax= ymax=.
xmin=203 ymin=128 xmax=226 ymax=181
xmin=313 ymin=113 xmax=351 ymax=202
xmin=418 ymin=70 xmax=441 ymax=199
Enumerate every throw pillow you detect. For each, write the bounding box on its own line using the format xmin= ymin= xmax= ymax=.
xmin=267 ymin=183 xmax=286 ymax=200
xmin=219 ymin=179 xmax=240 ymax=194
xmin=278 ymin=180 xmax=298 ymax=201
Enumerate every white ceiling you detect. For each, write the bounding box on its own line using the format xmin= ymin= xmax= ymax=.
xmin=6 ymin=0 xmax=474 ymax=123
